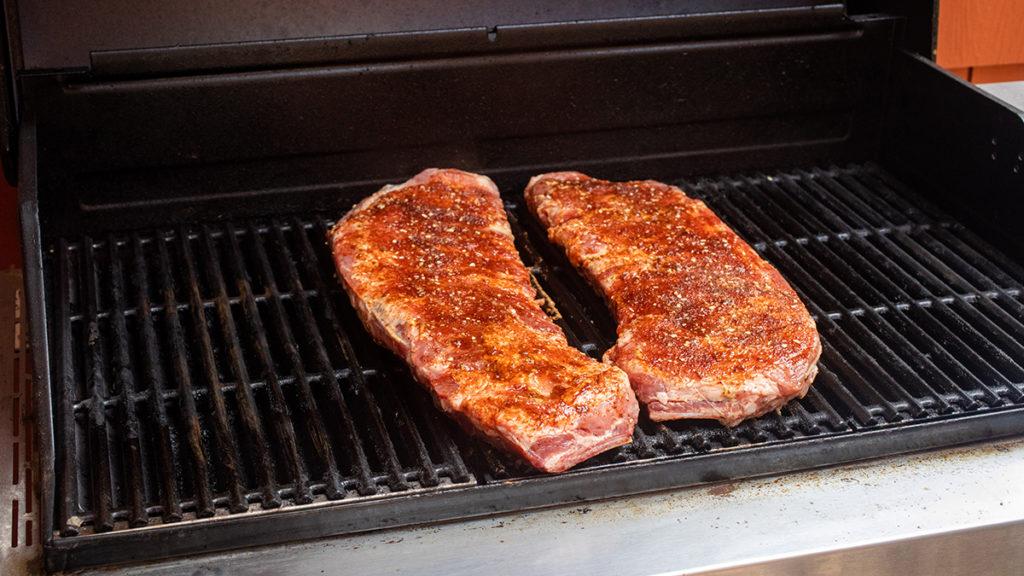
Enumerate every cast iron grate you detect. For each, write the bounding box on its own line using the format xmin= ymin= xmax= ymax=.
xmin=43 ymin=163 xmax=1024 ymax=544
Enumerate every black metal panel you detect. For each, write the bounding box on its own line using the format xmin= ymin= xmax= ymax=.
xmin=13 ymin=0 xmax=839 ymax=71
xmin=39 ymin=163 xmax=1024 ymax=570
xmin=846 ymin=0 xmax=936 ymax=57
xmin=3 ymin=3 xmax=859 ymax=182
xmin=27 ymin=19 xmax=894 ymax=207
xmin=884 ymin=52 xmax=1024 ymax=257
xmin=88 ymin=8 xmax=849 ymax=78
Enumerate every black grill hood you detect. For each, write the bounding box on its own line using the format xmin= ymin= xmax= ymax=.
xmin=0 ymin=1 xmax=940 ymax=183
xmin=14 ymin=1 xmax=844 ymax=73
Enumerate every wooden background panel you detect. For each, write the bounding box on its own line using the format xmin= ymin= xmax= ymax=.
xmin=937 ymin=0 xmax=1024 ymax=69
xmin=971 ymin=63 xmax=1024 ymax=83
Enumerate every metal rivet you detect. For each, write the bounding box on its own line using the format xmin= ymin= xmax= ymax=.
xmin=991 ymin=152 xmax=997 ymax=160
xmin=991 ymin=137 xmax=998 ymax=146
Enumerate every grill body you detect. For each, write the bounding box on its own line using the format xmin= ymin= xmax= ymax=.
xmin=10 ymin=6 xmax=1024 ymax=571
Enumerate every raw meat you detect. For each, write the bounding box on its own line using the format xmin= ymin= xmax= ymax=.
xmin=330 ymin=168 xmax=638 ymax=472
xmin=525 ymin=172 xmax=820 ymax=426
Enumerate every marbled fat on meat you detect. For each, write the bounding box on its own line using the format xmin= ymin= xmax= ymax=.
xmin=330 ymin=168 xmax=639 ymax=472
xmin=525 ymin=172 xmax=820 ymax=426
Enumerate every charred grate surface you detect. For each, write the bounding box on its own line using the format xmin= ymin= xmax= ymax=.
xmin=43 ymin=163 xmax=1024 ymax=538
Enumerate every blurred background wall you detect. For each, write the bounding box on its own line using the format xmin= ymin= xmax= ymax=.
xmin=938 ymin=0 xmax=1024 ymax=83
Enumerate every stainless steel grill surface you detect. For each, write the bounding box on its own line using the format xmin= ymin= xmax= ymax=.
xmin=44 ymin=163 xmax=1024 ymax=565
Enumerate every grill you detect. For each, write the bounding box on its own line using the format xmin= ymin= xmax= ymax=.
xmin=38 ymin=162 xmax=1024 ymax=566
xmin=9 ymin=0 xmax=1024 ymax=572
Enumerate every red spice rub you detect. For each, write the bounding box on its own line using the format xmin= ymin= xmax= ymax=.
xmin=525 ymin=172 xmax=820 ymax=426
xmin=331 ymin=169 xmax=638 ymax=472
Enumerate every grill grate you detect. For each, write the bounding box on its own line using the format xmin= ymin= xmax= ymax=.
xmin=44 ymin=163 xmax=1024 ymax=540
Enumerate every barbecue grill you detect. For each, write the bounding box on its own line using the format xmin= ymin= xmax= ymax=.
xmin=6 ymin=1 xmax=1024 ymax=572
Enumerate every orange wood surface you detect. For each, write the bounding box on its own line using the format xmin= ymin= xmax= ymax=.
xmin=937 ymin=0 xmax=1024 ymax=69
xmin=971 ymin=63 xmax=1024 ymax=83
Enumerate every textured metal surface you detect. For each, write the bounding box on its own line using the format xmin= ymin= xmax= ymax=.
xmin=49 ymin=221 xmax=477 ymax=537
xmin=40 ymin=163 xmax=1024 ymax=567
xmin=0 ymin=270 xmax=41 ymax=575
xmin=85 ymin=438 xmax=1024 ymax=576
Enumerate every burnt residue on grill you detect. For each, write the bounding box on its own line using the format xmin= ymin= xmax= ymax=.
xmin=46 ymin=163 xmax=1024 ymax=534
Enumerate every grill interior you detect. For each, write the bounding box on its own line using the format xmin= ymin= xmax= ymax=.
xmin=46 ymin=162 xmax=1024 ymax=537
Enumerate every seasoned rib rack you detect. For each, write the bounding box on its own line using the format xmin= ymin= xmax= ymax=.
xmin=329 ymin=168 xmax=638 ymax=472
xmin=525 ymin=172 xmax=821 ymax=425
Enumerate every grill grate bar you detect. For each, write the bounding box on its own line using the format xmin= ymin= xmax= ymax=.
xmin=914 ymin=233 xmax=1024 ymax=347
xmin=505 ymin=207 xmax=612 ymax=352
xmin=317 ymin=224 xmax=452 ymax=489
xmin=267 ymin=221 xmax=377 ymax=495
xmin=800 ymin=385 xmax=847 ymax=430
xmin=223 ymin=222 xmax=313 ymax=504
xmin=71 ymin=481 xmax=353 ymax=527
xmin=897 ymin=231 xmax=1024 ymax=358
xmin=54 ymin=239 xmax=81 ymax=536
xmin=66 ymin=278 xmax=1017 ymax=334
xmin=70 ymin=368 xmax=364 ymax=412
xmin=379 ymin=367 xmax=440 ymax=487
xmin=105 ymin=235 xmax=149 ymax=527
xmin=812 ymin=172 xmax=1024 ymax=400
xmin=81 ymin=238 xmax=116 ymax=532
xmin=887 ymin=243 xmax=1024 ymax=394
xmin=837 ymin=171 xmax=1024 ymax=349
xmin=783 ymin=175 xmax=1010 ymax=406
xmin=520 ymin=206 xmax=620 ymax=344
xmin=724 ymin=182 xmax=956 ymax=413
xmin=299 ymin=218 xmax=408 ymax=492
xmin=129 ymin=235 xmax=183 ymax=522
xmin=654 ymin=422 xmax=684 ymax=453
xmin=813 ymin=362 xmax=879 ymax=426
xmin=863 ymin=169 xmax=1024 ymax=352
xmin=246 ymin=221 xmax=345 ymax=499
xmin=73 ymin=467 xmax=469 ymax=528
xmin=932 ymin=226 xmax=1024 ymax=290
xmin=819 ymin=289 xmax=1020 ymax=320
xmin=199 ymin=226 xmax=281 ymax=509
xmin=67 ymin=289 xmax=319 ymax=324
xmin=155 ymin=238 xmax=216 ymax=517
xmin=629 ymin=426 xmax=658 ymax=459
xmin=767 ymin=410 xmax=796 ymax=439
xmin=318 ymin=229 xmax=460 ymax=489
xmin=782 ymin=396 xmax=825 ymax=434
xmin=402 ymin=375 xmax=472 ymax=483
xmin=66 ymin=221 xmax=315 ymax=254
xmin=178 ymin=229 xmax=249 ymax=513
xmin=747 ymin=176 xmax=987 ymax=409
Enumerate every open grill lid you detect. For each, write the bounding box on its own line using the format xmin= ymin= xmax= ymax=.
xmin=11 ymin=1 xmax=845 ymax=73
xmin=0 ymin=0 xmax=936 ymax=184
